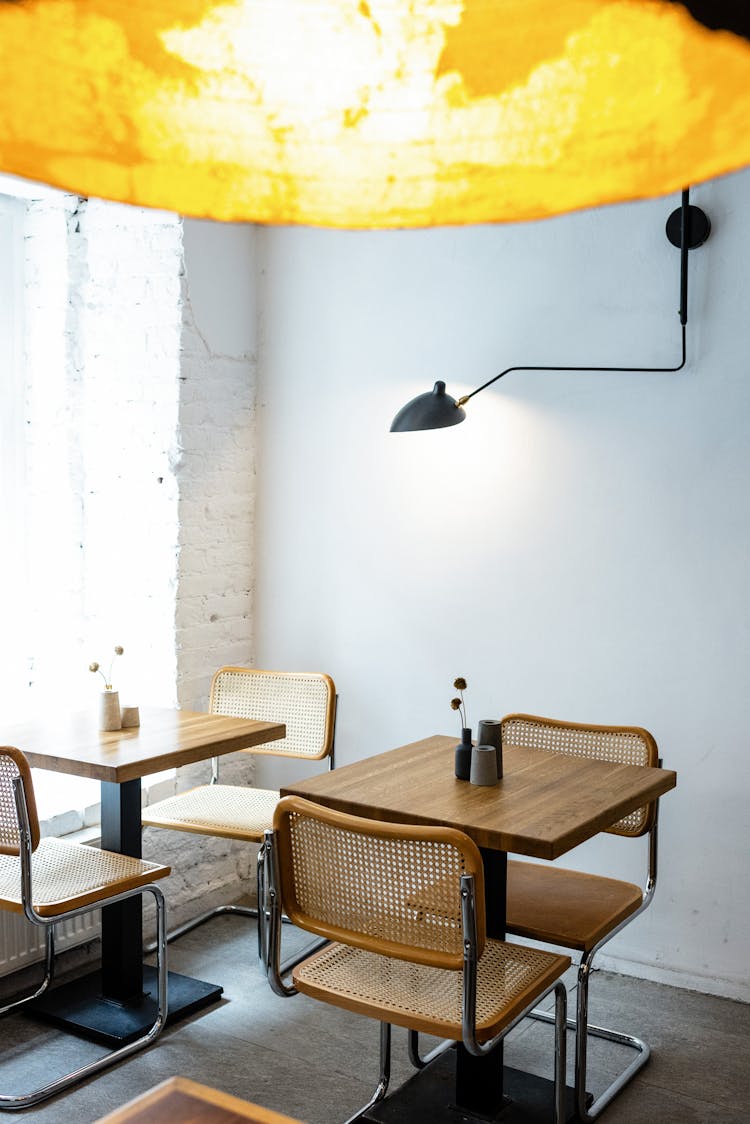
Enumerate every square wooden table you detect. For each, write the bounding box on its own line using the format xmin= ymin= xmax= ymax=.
xmin=96 ymin=1076 xmax=304 ymax=1124
xmin=1 ymin=706 xmax=285 ymax=1046
xmin=282 ymin=734 xmax=676 ymax=1123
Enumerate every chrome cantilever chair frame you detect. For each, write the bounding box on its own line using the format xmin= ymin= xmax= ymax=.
xmin=261 ymin=815 xmax=568 ymax=1124
xmin=528 ymin=802 xmax=659 ymax=1122
xmin=498 ymin=712 xmax=662 ymax=1123
xmin=142 ymin=668 xmax=337 ymax=954
xmin=0 ymin=771 xmax=168 ymax=1111
xmin=168 ymin=702 xmax=337 ymax=953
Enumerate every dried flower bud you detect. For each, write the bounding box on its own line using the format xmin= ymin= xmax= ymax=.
xmin=114 ymin=645 xmax=124 ymax=655
xmin=453 ymin=677 xmax=467 ymax=691
xmin=89 ymin=662 xmax=100 ymax=672
xmin=450 ymin=698 xmax=462 ymax=710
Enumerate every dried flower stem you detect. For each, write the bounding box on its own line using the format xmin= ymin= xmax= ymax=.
xmin=89 ymin=645 xmax=124 ymax=693
xmin=450 ymin=677 xmax=469 ymax=732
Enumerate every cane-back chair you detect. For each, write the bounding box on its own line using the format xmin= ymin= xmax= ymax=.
xmin=0 ymin=746 xmax=169 ymax=1110
xmin=142 ymin=668 xmax=336 ymax=945
xmin=262 ymin=796 xmax=570 ymax=1124
xmin=501 ymin=713 xmax=661 ymax=1122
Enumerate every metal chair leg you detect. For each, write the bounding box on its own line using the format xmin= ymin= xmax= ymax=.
xmin=142 ymin=839 xmax=293 ymax=958
xmin=0 ymin=885 xmax=169 ymax=1112
xmin=257 ymin=836 xmax=269 ymax=962
xmin=553 ymin=981 xmax=567 ymax=1124
xmin=407 ymin=1029 xmax=455 ymax=1070
xmin=143 ymin=902 xmax=294 ymax=957
xmin=573 ymin=954 xmax=650 ymax=1121
xmin=0 ymin=924 xmax=54 ymax=1017
xmin=527 ymin=953 xmax=650 ymax=1121
xmin=410 ymin=986 xmax=566 ymax=1124
xmin=343 ymin=1022 xmax=392 ymax=1124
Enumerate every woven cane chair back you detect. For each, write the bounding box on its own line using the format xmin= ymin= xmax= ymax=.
xmin=210 ymin=668 xmax=336 ymax=760
xmin=0 ymin=748 xmax=40 ymax=856
xmin=501 ymin=714 xmax=658 ymax=836
xmin=273 ymin=796 xmax=485 ymax=970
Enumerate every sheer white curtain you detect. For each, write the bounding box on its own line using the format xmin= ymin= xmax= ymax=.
xmin=0 ymin=189 xmax=182 ymax=823
xmin=0 ymin=192 xmax=97 ymax=820
xmin=0 ymin=195 xmax=32 ymax=718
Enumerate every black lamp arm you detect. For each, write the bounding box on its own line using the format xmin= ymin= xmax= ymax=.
xmin=457 ymin=328 xmax=686 ymax=407
xmin=456 ymin=187 xmax=700 ymax=410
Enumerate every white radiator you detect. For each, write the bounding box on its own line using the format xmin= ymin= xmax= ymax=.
xmin=0 ymin=911 xmax=100 ymax=977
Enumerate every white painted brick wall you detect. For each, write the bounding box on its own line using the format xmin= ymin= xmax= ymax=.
xmin=144 ymin=217 xmax=260 ymax=927
xmin=174 ymin=220 xmax=257 ymax=715
xmin=17 ymin=193 xmax=259 ymax=931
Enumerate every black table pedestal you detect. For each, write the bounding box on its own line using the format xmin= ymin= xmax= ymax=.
xmin=30 ymin=966 xmax=222 ymax=1047
xmin=362 ymin=1050 xmax=577 ymax=1124
xmin=31 ymin=777 xmax=223 ymax=1043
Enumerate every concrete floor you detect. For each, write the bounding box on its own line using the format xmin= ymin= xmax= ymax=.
xmin=0 ymin=918 xmax=747 ymax=1123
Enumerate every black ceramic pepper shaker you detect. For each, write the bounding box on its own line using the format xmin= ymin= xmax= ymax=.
xmin=477 ymin=719 xmax=503 ymax=779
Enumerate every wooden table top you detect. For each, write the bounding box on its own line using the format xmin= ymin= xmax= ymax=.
xmin=282 ymin=734 xmax=676 ymax=860
xmin=0 ymin=707 xmax=286 ymax=784
xmin=95 ymin=1076 xmax=304 ymax=1123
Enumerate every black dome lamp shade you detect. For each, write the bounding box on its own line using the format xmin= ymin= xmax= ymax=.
xmin=390 ymin=189 xmax=710 ymax=433
xmin=390 ymin=381 xmax=466 ymax=432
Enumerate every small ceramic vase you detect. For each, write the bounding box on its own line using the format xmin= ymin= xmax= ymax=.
xmin=99 ymin=690 xmax=121 ymax=731
xmin=470 ymin=744 xmax=498 ymax=786
xmin=454 ymin=727 xmax=473 ymax=780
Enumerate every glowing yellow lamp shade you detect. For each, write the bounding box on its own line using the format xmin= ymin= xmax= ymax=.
xmin=1 ymin=0 xmax=750 ymax=227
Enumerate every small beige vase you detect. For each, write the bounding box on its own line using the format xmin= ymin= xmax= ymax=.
xmin=99 ymin=690 xmax=121 ymax=731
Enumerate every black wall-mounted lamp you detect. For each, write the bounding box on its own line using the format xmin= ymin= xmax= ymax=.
xmin=390 ymin=189 xmax=710 ymax=433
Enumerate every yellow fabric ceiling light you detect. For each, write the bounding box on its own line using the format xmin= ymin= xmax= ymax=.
xmin=2 ymin=0 xmax=750 ymax=227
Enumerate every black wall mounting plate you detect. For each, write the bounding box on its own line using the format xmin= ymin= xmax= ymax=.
xmin=666 ymin=204 xmax=711 ymax=249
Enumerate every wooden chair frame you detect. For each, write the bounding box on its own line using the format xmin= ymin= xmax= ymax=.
xmin=0 ymin=748 xmax=168 ymax=1111
xmin=260 ymin=797 xmax=569 ymax=1124
xmin=500 ymin=713 xmax=662 ymax=1122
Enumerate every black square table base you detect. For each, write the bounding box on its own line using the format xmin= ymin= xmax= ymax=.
xmin=361 ymin=1050 xmax=577 ymax=1124
xmin=30 ymin=967 xmax=222 ymax=1047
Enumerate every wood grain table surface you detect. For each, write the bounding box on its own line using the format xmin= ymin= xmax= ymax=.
xmin=0 ymin=706 xmax=286 ymax=783
xmin=282 ymin=734 xmax=676 ymax=859
xmin=95 ymin=1077 xmax=304 ymax=1124
xmin=4 ymin=708 xmax=285 ymax=1043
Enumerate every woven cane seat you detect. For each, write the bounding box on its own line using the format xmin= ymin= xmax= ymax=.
xmin=143 ymin=784 xmax=277 ymax=842
xmin=294 ymin=939 xmax=570 ymax=1043
xmin=0 ymin=837 xmax=170 ymax=918
xmin=506 ymin=860 xmax=643 ymax=952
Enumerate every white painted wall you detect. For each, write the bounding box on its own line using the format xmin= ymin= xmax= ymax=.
xmin=254 ymin=167 xmax=750 ymax=1001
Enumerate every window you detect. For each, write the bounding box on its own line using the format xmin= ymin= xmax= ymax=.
xmin=0 ymin=196 xmax=28 ymax=715
xmin=0 ymin=185 xmax=183 ymax=826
